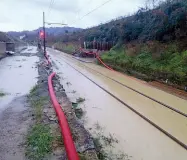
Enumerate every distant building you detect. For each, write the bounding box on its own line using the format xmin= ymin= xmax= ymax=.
xmin=0 ymin=42 xmax=6 ymax=56
xmin=0 ymin=32 xmax=15 ymax=54
xmin=0 ymin=32 xmax=27 ymax=55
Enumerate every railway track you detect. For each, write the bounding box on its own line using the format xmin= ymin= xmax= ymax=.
xmin=62 ymin=54 xmax=187 ymax=117
xmin=49 ymin=51 xmax=187 ymax=151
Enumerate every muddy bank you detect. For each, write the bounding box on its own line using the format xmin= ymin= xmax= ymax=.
xmin=51 ymin=75 xmax=98 ymax=159
xmin=26 ymin=51 xmax=98 ymax=159
xmin=0 ymin=96 xmax=32 ymax=160
xmin=0 ymin=53 xmax=7 ymax=61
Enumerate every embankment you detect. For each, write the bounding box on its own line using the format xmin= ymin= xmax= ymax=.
xmin=100 ymin=42 xmax=187 ymax=90
xmin=26 ymin=51 xmax=98 ymax=159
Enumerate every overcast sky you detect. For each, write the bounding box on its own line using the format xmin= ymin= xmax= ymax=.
xmin=0 ymin=0 xmax=147 ymax=32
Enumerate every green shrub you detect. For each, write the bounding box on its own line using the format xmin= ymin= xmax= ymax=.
xmin=26 ymin=124 xmax=53 ymax=160
xmin=101 ymin=46 xmax=187 ymax=85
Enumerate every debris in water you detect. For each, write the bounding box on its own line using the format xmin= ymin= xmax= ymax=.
xmin=76 ymin=97 xmax=85 ymax=103
xmin=72 ymin=102 xmax=78 ymax=108
xmin=74 ymin=108 xmax=84 ymax=119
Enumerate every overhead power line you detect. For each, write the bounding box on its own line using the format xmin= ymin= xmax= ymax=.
xmin=76 ymin=0 xmax=93 ymax=14
xmin=48 ymin=0 xmax=55 ymax=17
xmin=48 ymin=0 xmax=53 ymax=13
xmin=77 ymin=0 xmax=114 ymax=21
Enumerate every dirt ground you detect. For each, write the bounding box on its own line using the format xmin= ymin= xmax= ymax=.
xmin=0 ymin=96 xmax=32 ymax=160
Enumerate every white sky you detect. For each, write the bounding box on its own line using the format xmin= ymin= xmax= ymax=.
xmin=0 ymin=0 xmax=147 ymax=32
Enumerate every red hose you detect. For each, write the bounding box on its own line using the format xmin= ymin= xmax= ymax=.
xmin=48 ymin=73 xmax=79 ymax=160
xmin=96 ymin=55 xmax=114 ymax=71
xmin=80 ymin=48 xmax=114 ymax=71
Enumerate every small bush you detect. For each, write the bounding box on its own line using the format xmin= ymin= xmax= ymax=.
xmin=26 ymin=124 xmax=53 ymax=160
xmin=0 ymin=91 xmax=6 ymax=97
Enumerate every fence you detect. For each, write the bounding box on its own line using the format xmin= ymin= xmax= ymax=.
xmin=81 ymin=41 xmax=115 ymax=51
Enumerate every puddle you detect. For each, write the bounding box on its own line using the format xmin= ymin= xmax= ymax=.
xmin=0 ymin=56 xmax=39 ymax=111
xmin=49 ymin=51 xmax=187 ymax=160
xmin=21 ymin=46 xmax=37 ymax=54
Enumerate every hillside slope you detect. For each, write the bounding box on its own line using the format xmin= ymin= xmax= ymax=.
xmin=53 ymin=0 xmax=187 ymax=88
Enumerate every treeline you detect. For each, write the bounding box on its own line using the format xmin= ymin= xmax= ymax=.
xmin=51 ymin=0 xmax=187 ymax=87
xmin=61 ymin=0 xmax=187 ymax=45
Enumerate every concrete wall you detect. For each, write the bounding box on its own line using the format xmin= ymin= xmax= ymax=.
xmin=0 ymin=42 xmax=6 ymax=54
xmin=0 ymin=42 xmax=6 ymax=59
xmin=6 ymin=42 xmax=15 ymax=52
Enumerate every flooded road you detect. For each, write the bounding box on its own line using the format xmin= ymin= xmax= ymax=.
xmin=21 ymin=45 xmax=38 ymax=54
xmin=0 ymin=46 xmax=39 ymax=160
xmin=48 ymin=48 xmax=187 ymax=160
xmin=0 ymin=48 xmax=38 ymax=111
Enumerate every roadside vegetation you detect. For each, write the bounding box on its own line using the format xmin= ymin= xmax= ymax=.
xmin=71 ymin=97 xmax=85 ymax=119
xmin=53 ymin=42 xmax=79 ymax=54
xmin=26 ymin=85 xmax=53 ymax=160
xmin=91 ymin=0 xmax=187 ymax=87
xmin=0 ymin=91 xmax=6 ymax=97
xmin=100 ymin=42 xmax=187 ymax=85
xmin=92 ymin=122 xmax=131 ymax=160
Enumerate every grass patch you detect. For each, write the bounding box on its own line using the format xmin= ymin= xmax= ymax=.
xmin=92 ymin=122 xmax=129 ymax=159
xmin=93 ymin=135 xmax=131 ymax=160
xmin=30 ymin=84 xmax=38 ymax=95
xmin=101 ymin=134 xmax=118 ymax=146
xmin=79 ymin=153 xmax=87 ymax=160
xmin=93 ymin=137 xmax=107 ymax=160
xmin=26 ymin=84 xmax=53 ymax=160
xmin=101 ymin=45 xmax=187 ymax=85
xmin=30 ymin=97 xmax=47 ymax=121
xmin=53 ymin=43 xmax=78 ymax=54
xmin=64 ymin=44 xmax=76 ymax=53
xmin=26 ymin=124 xmax=53 ymax=160
xmin=0 ymin=91 xmax=6 ymax=97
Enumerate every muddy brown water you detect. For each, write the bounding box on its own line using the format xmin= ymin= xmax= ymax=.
xmin=0 ymin=46 xmax=39 ymax=160
xmin=0 ymin=53 xmax=39 ymax=111
xmin=48 ymin=48 xmax=187 ymax=160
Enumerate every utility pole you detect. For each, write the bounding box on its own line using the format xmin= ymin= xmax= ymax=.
xmin=41 ymin=12 xmax=67 ymax=54
xmin=43 ymin=12 xmax=46 ymax=54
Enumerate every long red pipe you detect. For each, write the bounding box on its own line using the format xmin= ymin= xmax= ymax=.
xmin=80 ymin=48 xmax=114 ymax=71
xmin=96 ymin=55 xmax=114 ymax=71
xmin=48 ymin=73 xmax=79 ymax=160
